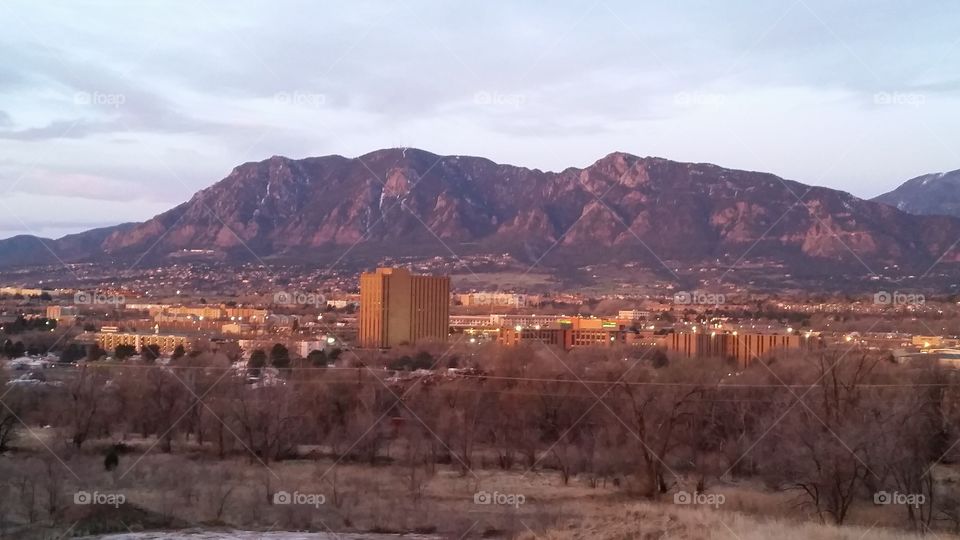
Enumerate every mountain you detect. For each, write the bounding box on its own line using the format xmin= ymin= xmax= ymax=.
xmin=3 ymin=149 xmax=960 ymax=274
xmin=873 ymin=168 xmax=960 ymax=217
xmin=0 ymin=224 xmax=137 ymax=267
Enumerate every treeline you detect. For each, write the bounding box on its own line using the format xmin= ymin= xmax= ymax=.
xmin=2 ymin=345 xmax=960 ymax=532
xmin=0 ymin=316 xmax=57 ymax=335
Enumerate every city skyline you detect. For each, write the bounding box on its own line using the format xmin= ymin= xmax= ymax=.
xmin=2 ymin=1 xmax=959 ymax=238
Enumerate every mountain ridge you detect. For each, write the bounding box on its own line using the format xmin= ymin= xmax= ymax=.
xmin=2 ymin=149 xmax=960 ymax=275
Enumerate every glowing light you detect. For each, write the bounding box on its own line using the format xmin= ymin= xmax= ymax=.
xmin=515 ymin=325 xmax=523 ymax=332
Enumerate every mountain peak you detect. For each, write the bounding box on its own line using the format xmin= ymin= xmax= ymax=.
xmin=358 ymin=147 xmax=438 ymax=163
xmin=873 ymin=167 xmax=960 ymax=216
xmin=916 ymin=168 xmax=960 ymax=185
xmin=597 ymin=151 xmax=639 ymax=162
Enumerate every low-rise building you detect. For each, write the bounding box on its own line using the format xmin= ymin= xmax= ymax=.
xmin=95 ymin=332 xmax=194 ymax=354
xmin=221 ymin=322 xmax=254 ymax=335
xmin=497 ymin=324 xmax=627 ymax=351
xmin=46 ymin=305 xmax=79 ymax=321
xmin=457 ymin=292 xmax=538 ymax=308
xmin=911 ymin=335 xmax=960 ymax=349
xmin=618 ymin=309 xmax=651 ymax=321
xmin=0 ymin=287 xmax=47 ymax=297
xmin=666 ymin=331 xmax=816 ymax=368
xmin=237 ymin=338 xmax=336 ymax=358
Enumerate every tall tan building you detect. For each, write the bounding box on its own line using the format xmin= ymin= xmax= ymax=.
xmin=359 ymin=267 xmax=450 ymax=348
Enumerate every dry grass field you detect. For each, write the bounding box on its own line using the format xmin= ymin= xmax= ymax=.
xmin=1 ymin=429 xmax=951 ymax=539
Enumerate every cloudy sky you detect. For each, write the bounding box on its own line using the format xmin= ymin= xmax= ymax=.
xmin=1 ymin=0 xmax=958 ymax=239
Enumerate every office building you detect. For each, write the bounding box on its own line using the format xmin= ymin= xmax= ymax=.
xmin=359 ymin=267 xmax=450 ymax=348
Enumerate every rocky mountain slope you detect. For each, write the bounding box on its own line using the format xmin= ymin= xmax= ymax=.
xmin=873 ymin=168 xmax=960 ymax=217
xmin=2 ymin=149 xmax=960 ymax=273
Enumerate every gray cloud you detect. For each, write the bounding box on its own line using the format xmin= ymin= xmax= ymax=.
xmin=0 ymin=119 xmax=106 ymax=141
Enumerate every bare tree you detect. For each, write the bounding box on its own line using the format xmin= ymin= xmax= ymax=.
xmin=0 ymin=383 xmax=27 ymax=452
xmin=763 ymin=353 xmax=880 ymax=524
xmin=607 ymin=358 xmax=712 ymax=498
xmin=62 ymin=365 xmax=111 ymax=448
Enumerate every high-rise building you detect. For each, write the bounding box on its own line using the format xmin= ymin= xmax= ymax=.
xmin=359 ymin=267 xmax=450 ymax=348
